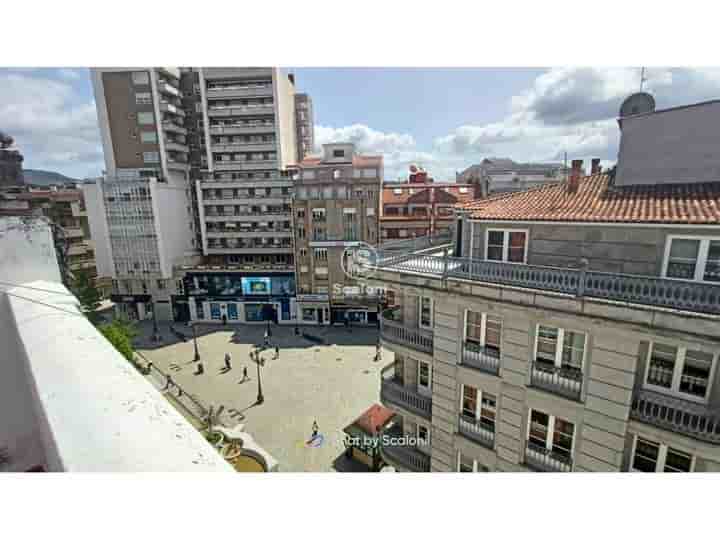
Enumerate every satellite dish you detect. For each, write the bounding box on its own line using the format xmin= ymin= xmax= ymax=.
xmin=619 ymin=92 xmax=656 ymax=118
xmin=409 ymin=164 xmax=418 ymax=173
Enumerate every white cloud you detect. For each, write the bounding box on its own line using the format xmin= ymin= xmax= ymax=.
xmin=0 ymin=71 xmax=102 ymax=178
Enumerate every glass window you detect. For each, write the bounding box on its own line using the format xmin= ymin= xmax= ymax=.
xmin=705 ymin=241 xmax=720 ymax=282
xmin=138 ymin=112 xmax=154 ymax=125
xmin=227 ymin=303 xmax=238 ymax=320
xmin=210 ymin=303 xmax=221 ymax=320
xmin=632 ymin=438 xmax=659 ymax=472
xmin=529 ymin=410 xmax=549 ymax=448
xmin=419 ymin=297 xmax=433 ymax=329
xmin=561 ymin=331 xmax=585 ymax=372
xmin=461 ymin=385 xmax=477 ymax=419
xmin=664 ymin=448 xmax=692 ymax=472
xmin=485 ymin=316 xmax=502 ymax=354
xmin=487 ymin=231 xmax=504 ymax=261
xmin=508 ymin=231 xmax=526 ymax=262
xmin=195 ymin=302 xmax=205 ymax=319
xmin=132 ymin=71 xmax=149 ymax=85
xmin=666 ymin=239 xmax=700 ymax=280
xmin=135 ymin=92 xmax=152 ymax=105
xmin=647 ymin=343 xmax=678 ymax=389
xmin=417 ymin=425 xmax=429 ymax=446
xmin=418 ymin=361 xmax=431 ymax=390
xmin=140 ymin=131 xmax=157 ymax=144
xmin=465 ymin=310 xmax=482 ymax=343
xmin=552 ymin=418 xmax=574 ymax=459
xmin=459 ymin=453 xmax=474 ymax=472
xmin=487 ymin=230 xmax=527 ymax=262
xmin=536 ymin=326 xmax=559 ymax=366
xmin=480 ymin=393 xmax=496 ymax=431
xmin=680 ymin=349 xmax=713 ymax=399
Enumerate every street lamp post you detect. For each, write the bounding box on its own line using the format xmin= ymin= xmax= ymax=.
xmin=254 ymin=349 xmax=264 ymax=404
xmin=192 ymin=322 xmax=201 ymax=362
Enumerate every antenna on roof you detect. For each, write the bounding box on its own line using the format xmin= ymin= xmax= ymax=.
xmin=639 ymin=67 xmax=647 ymax=92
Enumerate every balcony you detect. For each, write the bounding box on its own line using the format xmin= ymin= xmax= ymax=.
xmin=209 ymin=124 xmax=275 ymax=136
xmin=206 ymin=229 xmax=292 ymax=238
xmin=167 ymin=159 xmax=189 ymax=170
xmin=530 ymin=361 xmax=583 ymax=401
xmin=157 ymin=80 xmax=180 ymax=97
xmin=204 ymin=213 xmax=290 ymax=222
xmin=159 ymin=101 xmax=185 ymax=117
xmin=458 ymin=413 xmax=495 ymax=449
xmin=379 ymin=308 xmax=433 ymax=355
xmin=206 ymin=86 xmax=274 ymax=100
xmin=161 ymin=121 xmax=187 ymax=135
xmin=461 ymin=342 xmax=500 ymax=376
xmin=211 ymin=142 xmax=277 ymax=153
xmin=379 ymin=425 xmax=431 ymax=472
xmin=164 ymin=141 xmax=189 ymax=153
xmin=207 ymin=105 xmax=275 ymax=118
xmin=206 ymin=246 xmax=293 ymax=255
xmin=380 ymin=363 xmax=432 ymax=419
xmin=213 ymin=160 xmax=277 ymax=171
xmin=630 ymin=389 xmax=720 ymax=444
xmin=524 ymin=441 xmax=573 ymax=472
xmin=63 ymin=226 xmax=84 ymax=238
xmin=372 ymin=251 xmax=720 ymax=315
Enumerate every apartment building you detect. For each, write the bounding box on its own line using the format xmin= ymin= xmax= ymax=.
xmin=295 ymin=92 xmax=315 ymax=161
xmin=364 ymin=97 xmax=720 ymax=472
xmin=291 ymin=143 xmax=383 ymax=324
xmin=0 ymin=131 xmax=24 ymax=187
xmin=0 ymin=187 xmax=110 ymax=296
xmin=457 ymin=158 xmax=567 ymax=196
xmin=381 ymin=166 xmax=478 ymax=242
xmin=85 ymin=67 xmax=197 ymax=321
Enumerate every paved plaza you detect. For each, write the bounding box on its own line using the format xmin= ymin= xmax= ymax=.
xmin=135 ymin=321 xmax=392 ymax=472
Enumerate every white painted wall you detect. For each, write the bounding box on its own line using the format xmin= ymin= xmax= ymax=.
xmin=82 ymin=182 xmax=115 ymax=279
xmin=273 ymin=69 xmax=298 ymax=170
xmin=0 ymin=217 xmax=61 ymax=288
xmin=152 ymin=180 xmax=194 ymax=278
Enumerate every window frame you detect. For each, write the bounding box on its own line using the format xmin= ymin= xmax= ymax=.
xmin=418 ymin=296 xmax=433 ymax=330
xmin=417 ymin=359 xmax=432 ymax=395
xmin=464 ymin=309 xmax=502 ymax=354
xmin=533 ymin=324 xmax=587 ymax=372
xmin=629 ymin=435 xmax=695 ymax=472
xmin=526 ymin=408 xmax=576 ymax=463
xmin=416 ymin=423 xmax=430 ymax=451
xmin=457 ymin=451 xmax=488 ymax=472
xmin=643 ymin=341 xmax=717 ymax=404
xmin=661 ymin=235 xmax=720 ymax=283
xmin=485 ymin=228 xmax=529 ymax=264
xmin=460 ymin=383 xmax=497 ymax=430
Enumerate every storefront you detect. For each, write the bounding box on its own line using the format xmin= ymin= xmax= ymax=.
xmin=296 ymin=294 xmax=330 ymax=325
xmin=110 ymin=294 xmax=153 ymax=321
xmin=330 ymin=304 xmax=378 ymax=325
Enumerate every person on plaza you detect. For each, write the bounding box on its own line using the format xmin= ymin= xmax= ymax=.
xmin=263 ymin=329 xmax=269 ymax=348
xmin=274 ymin=345 xmax=279 ymax=360
xmin=195 ymin=362 xmax=204 ymax=375
xmin=224 ymin=352 xmax=232 ymax=370
xmin=240 ymin=365 xmax=249 ymax=383
xmin=312 ymin=420 xmax=319 ymax=439
xmin=164 ymin=374 xmax=173 ymax=390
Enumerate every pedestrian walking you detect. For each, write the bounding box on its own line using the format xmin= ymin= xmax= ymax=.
xmin=224 ymin=352 xmax=232 ymax=370
xmin=195 ymin=362 xmax=204 ymax=375
xmin=240 ymin=365 xmax=248 ymax=383
xmin=164 ymin=374 xmax=173 ymax=390
xmin=312 ymin=420 xmax=319 ymax=439
xmin=274 ymin=345 xmax=279 ymax=359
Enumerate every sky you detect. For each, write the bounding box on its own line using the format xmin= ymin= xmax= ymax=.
xmin=2 ymin=67 xmax=720 ymax=181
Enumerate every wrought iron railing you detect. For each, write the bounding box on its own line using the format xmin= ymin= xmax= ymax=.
xmin=380 ymin=363 xmax=432 ymax=419
xmin=458 ymin=414 xmax=495 ymax=449
xmin=380 ymin=308 xmax=434 ymax=354
xmin=530 ymin=361 xmax=583 ymax=401
xmin=630 ymin=389 xmax=720 ymax=444
xmin=370 ymin=253 xmax=720 ymax=315
xmin=461 ymin=342 xmax=500 ymax=376
xmin=524 ymin=441 xmax=573 ymax=472
xmin=380 ymin=425 xmax=431 ymax=472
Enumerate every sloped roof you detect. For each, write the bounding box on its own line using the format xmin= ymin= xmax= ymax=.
xmin=459 ymin=173 xmax=720 ymax=224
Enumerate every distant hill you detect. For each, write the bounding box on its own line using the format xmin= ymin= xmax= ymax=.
xmin=23 ymin=169 xmax=80 ymax=186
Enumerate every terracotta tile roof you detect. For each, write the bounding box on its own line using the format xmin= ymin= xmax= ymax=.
xmin=459 ymin=173 xmax=720 ymax=224
xmin=382 ymin=184 xmax=476 ymax=205
xmin=295 ymin=155 xmax=383 ymax=167
xmin=349 ymin=404 xmax=395 ymax=436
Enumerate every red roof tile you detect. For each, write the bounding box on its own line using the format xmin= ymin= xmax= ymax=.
xmin=383 ymin=184 xmax=476 ymax=205
xmin=350 ymin=404 xmax=395 ymax=436
xmin=459 ymin=174 xmax=720 ymax=224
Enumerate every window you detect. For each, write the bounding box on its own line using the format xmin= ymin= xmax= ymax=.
xmin=140 ymin=131 xmax=157 ymax=144
xmin=299 ymin=248 xmax=307 ymax=258
xmin=417 ymin=424 xmax=430 ymax=449
xmin=486 ymin=229 xmax=527 ymax=263
xmin=138 ymin=112 xmax=154 ymax=125
xmin=132 ymin=71 xmax=149 ymax=85
xmin=418 ymin=360 xmax=431 ymax=394
xmin=419 ymin=296 xmax=433 ymax=329
xmin=297 ymin=209 xmax=305 ymax=219
xmin=457 ymin=452 xmax=489 ymax=472
xmin=645 ymin=342 xmax=715 ymax=401
xmin=297 ymin=227 xmax=305 ymax=239
xmin=143 ymin=152 xmax=160 ymax=163
xmin=315 ymin=267 xmax=328 ymax=276
xmin=663 ymin=236 xmax=720 ymax=282
xmin=535 ymin=325 xmax=586 ymax=374
xmin=465 ymin=310 xmax=502 ymax=357
xmin=631 ymin=436 xmax=693 ymax=472
xmin=460 ymin=384 xmax=496 ymax=431
xmin=333 ymin=149 xmax=345 ymax=158
xmin=314 ymin=248 xmax=328 ymax=262
xmin=210 ymin=303 xmax=221 ymax=320
xmin=227 ymin=303 xmax=238 ymax=320
xmin=527 ymin=409 xmax=574 ymax=462
xmin=135 ymin=92 xmax=152 ymax=105
xmin=195 ymin=302 xmax=205 ymax=320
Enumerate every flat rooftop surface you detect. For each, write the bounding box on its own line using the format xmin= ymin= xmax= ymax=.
xmin=136 ymin=321 xmax=391 ymax=472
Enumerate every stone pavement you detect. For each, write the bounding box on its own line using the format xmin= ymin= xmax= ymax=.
xmin=135 ymin=322 xmax=392 ymax=472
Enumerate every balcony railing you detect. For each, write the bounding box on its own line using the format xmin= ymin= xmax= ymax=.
xmin=530 ymin=361 xmax=583 ymax=401
xmin=461 ymin=342 xmax=500 ymax=376
xmin=380 ymin=308 xmax=434 ymax=355
xmin=524 ymin=441 xmax=573 ymax=472
xmin=458 ymin=413 xmax=495 ymax=449
xmin=630 ymin=389 xmax=720 ymax=444
xmin=380 ymin=425 xmax=431 ymax=472
xmin=208 ymin=124 xmax=275 ymax=136
xmin=371 ymin=251 xmax=720 ymax=315
xmin=380 ymin=363 xmax=432 ymax=419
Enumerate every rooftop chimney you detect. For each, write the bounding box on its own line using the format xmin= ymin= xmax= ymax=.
xmin=591 ymin=158 xmax=601 ymax=175
xmin=568 ymin=159 xmax=583 ymax=193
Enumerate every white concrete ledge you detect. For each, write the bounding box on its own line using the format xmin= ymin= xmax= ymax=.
xmin=5 ymin=280 xmax=233 ymax=472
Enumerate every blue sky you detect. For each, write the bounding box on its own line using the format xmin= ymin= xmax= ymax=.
xmin=2 ymin=67 xmax=720 ymax=180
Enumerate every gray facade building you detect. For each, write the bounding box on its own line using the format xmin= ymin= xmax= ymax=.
xmin=294 ymin=92 xmax=315 ymax=162
xmin=457 ymin=158 xmax=569 ymax=196
xmin=365 ymin=98 xmax=720 ymax=472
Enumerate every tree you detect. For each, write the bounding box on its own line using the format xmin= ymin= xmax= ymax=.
xmin=98 ymin=317 xmax=138 ymax=363
xmin=70 ymin=269 xmax=102 ymax=325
